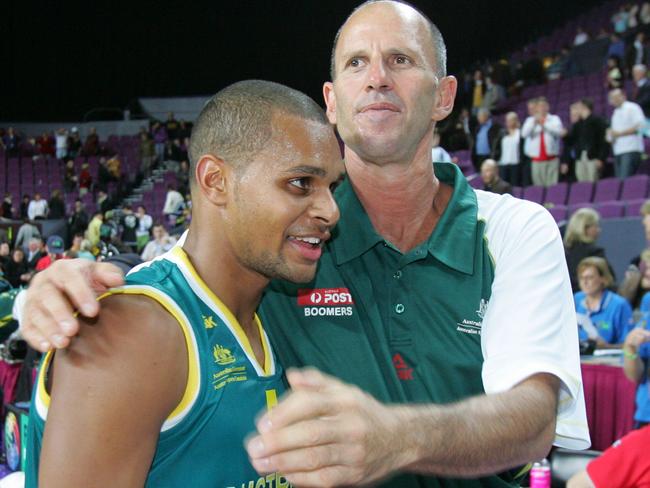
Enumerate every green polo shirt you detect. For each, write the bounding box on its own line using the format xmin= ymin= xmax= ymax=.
xmin=260 ymin=163 xmax=521 ymax=487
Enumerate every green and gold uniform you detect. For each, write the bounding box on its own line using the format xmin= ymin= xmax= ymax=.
xmin=26 ymin=246 xmax=289 ymax=488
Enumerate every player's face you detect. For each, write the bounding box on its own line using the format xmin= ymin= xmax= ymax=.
xmin=324 ymin=2 xmax=444 ymax=164
xmin=578 ymin=266 xmax=605 ymax=296
xmin=225 ymin=114 xmax=343 ymax=283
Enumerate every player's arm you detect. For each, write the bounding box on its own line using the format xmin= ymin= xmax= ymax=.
xmin=39 ymin=294 xmax=187 ymax=488
xmin=567 ymin=470 xmax=595 ymax=488
xmin=622 ymin=328 xmax=650 ymax=382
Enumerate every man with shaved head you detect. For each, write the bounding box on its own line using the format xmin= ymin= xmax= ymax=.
xmin=21 ymin=1 xmax=589 ymax=487
xmin=608 ymin=87 xmax=645 ymax=178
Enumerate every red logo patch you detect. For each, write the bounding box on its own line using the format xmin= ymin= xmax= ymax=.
xmin=297 ymin=288 xmax=354 ymax=306
xmin=393 ymin=353 xmax=414 ymax=380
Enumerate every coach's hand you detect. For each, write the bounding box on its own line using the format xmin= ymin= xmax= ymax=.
xmin=246 ymin=368 xmax=408 ymax=487
xmin=22 ymin=259 xmax=124 ymax=352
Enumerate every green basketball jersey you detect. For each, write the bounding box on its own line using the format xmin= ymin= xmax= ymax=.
xmin=26 ymin=246 xmax=290 ymax=488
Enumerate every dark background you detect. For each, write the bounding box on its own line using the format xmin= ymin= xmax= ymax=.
xmin=3 ymin=0 xmax=606 ymax=122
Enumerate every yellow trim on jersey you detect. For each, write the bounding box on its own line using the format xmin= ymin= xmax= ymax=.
xmin=171 ymin=246 xmax=273 ymax=376
xmin=265 ymin=389 xmax=278 ymax=411
xmin=98 ymin=287 xmax=201 ymax=425
xmin=34 ymin=286 xmax=201 ymax=427
xmin=36 ymin=350 xmax=55 ymax=413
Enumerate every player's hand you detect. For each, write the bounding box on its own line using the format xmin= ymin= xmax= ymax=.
xmin=246 ymin=368 xmax=408 ymax=487
xmin=22 ymin=259 xmax=124 ymax=352
xmin=624 ymin=328 xmax=650 ymax=353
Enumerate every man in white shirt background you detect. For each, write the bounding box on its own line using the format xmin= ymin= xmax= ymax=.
xmin=608 ymin=88 xmax=646 ymax=178
xmin=521 ymin=97 xmax=565 ymax=187
xmin=27 ymin=193 xmax=48 ymax=221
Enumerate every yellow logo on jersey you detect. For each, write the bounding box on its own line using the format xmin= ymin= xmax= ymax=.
xmin=203 ymin=315 xmax=217 ymax=329
xmin=213 ymin=344 xmax=236 ymax=365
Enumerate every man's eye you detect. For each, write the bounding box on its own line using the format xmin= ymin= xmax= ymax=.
xmin=349 ymin=58 xmax=364 ymax=68
xmin=394 ymin=55 xmax=410 ymax=65
xmin=289 ymin=178 xmax=311 ymax=190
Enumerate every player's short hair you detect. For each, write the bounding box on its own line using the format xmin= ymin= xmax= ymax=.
xmin=329 ymin=0 xmax=446 ymax=80
xmin=188 ymin=80 xmax=328 ymax=184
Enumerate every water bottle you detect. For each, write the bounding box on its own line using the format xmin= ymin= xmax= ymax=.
xmin=529 ymin=458 xmax=551 ymax=488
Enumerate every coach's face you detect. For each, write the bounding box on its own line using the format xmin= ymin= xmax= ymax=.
xmin=225 ymin=114 xmax=343 ymax=284
xmin=324 ymin=1 xmax=455 ymax=165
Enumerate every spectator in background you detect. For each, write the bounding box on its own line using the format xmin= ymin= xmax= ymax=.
xmin=628 ymin=3 xmax=640 ymax=31
xmin=4 ymin=248 xmax=29 ymax=288
xmin=35 ymin=131 xmax=55 ymax=157
xmin=82 ymin=127 xmax=99 ymax=156
xmin=106 ymin=154 xmax=121 ymax=181
xmin=19 ymin=195 xmax=30 ymax=220
xmin=0 ymin=242 xmax=10 ymax=271
xmin=68 ymin=200 xmax=89 ymax=241
xmin=494 ymin=111 xmax=523 ymax=186
xmin=520 ymin=98 xmax=538 ymax=186
xmin=47 ymin=190 xmax=65 ymax=220
xmin=566 ymin=98 xmax=608 ymax=182
xmin=633 ymin=64 xmax=650 ymax=136
xmin=55 ymin=128 xmax=68 ymax=159
xmin=178 ymin=119 xmax=192 ymax=143
xmin=565 ymin=208 xmax=612 ymax=293
xmin=97 ymin=190 xmax=113 ymax=214
xmin=27 ymin=193 xmax=48 ymax=220
xmin=567 ymin=425 xmax=650 ymax=487
xmin=79 ymin=162 xmax=92 ymax=196
xmin=480 ymin=159 xmax=512 ymax=195
xmin=641 ymin=1 xmax=650 ymax=25
xmin=162 ymin=184 xmax=184 ymax=221
xmin=627 ymin=33 xmax=648 ymax=75
xmin=608 ymin=88 xmax=645 ymax=178
xmin=15 ymin=220 xmax=40 ymax=253
xmin=135 ymin=205 xmax=153 ymax=252
xmin=521 ymin=97 xmax=564 ymax=187
xmin=1 ymin=193 xmax=13 ymax=220
xmin=2 ymin=128 xmax=20 ymax=157
xmin=470 ymin=108 xmax=500 ymax=170
xmin=139 ymin=132 xmax=155 ymax=176
xmin=470 ymin=69 xmax=484 ymax=114
xmin=119 ymin=205 xmax=139 ymax=252
xmin=619 ymin=201 xmax=650 ymax=309
xmin=63 ymin=160 xmax=78 ymax=193
xmin=140 ymin=223 xmax=176 ymax=262
xmin=176 ymin=160 xmax=190 ymax=196
xmin=76 ymin=239 xmax=96 ymax=261
xmin=612 ymin=6 xmax=630 ymax=34
xmin=165 ymin=112 xmax=179 ymax=140
xmin=445 ymin=107 xmax=471 ymax=151
xmin=35 ymin=235 xmax=66 ymax=272
xmin=25 ymin=237 xmax=44 ymax=270
xmin=606 ymin=55 xmax=624 ymax=89
xmin=575 ymin=256 xmax=633 ymax=347
xmin=151 ymin=121 xmax=167 ymax=162
xmin=85 ymin=212 xmax=103 ymax=248
xmin=622 ymin=319 xmax=650 ymax=429
xmin=163 ymin=139 xmax=182 ymax=167
xmin=573 ymin=27 xmax=589 ymax=46
xmin=607 ymin=35 xmax=626 ymax=67
xmin=430 ymin=130 xmax=452 ymax=163
xmin=480 ymin=76 xmax=501 ymax=111
xmin=67 ymin=127 xmax=82 ymax=159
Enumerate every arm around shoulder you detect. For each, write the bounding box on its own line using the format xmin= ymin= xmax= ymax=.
xmin=39 ymin=294 xmax=187 ymax=488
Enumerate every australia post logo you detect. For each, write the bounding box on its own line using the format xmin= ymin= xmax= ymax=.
xmin=298 ymin=288 xmax=354 ymax=317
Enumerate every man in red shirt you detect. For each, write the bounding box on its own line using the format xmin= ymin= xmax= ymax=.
xmin=35 ymin=235 xmax=66 ymax=272
xmin=567 ymin=425 xmax=650 ymax=487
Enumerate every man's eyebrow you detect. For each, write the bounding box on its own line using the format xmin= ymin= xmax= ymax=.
xmin=283 ymin=166 xmax=327 ymax=177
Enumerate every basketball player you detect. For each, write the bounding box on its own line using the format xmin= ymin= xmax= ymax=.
xmin=25 ymin=80 xmax=343 ymax=488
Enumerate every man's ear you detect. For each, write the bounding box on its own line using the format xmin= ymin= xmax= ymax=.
xmin=432 ymin=75 xmax=457 ymax=122
xmin=194 ymin=154 xmax=230 ymax=206
xmin=323 ymin=82 xmax=337 ymax=125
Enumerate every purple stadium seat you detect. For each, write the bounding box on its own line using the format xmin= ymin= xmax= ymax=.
xmin=511 ymin=186 xmax=523 ymax=198
xmin=522 ymin=185 xmax=545 ymax=204
xmin=468 ymin=177 xmax=483 ymax=190
xmin=593 ymin=178 xmax=621 ymax=202
xmin=621 ymin=175 xmax=649 ymax=200
xmin=548 ymin=205 xmax=568 ymax=223
xmin=626 ymin=199 xmax=648 ymax=217
xmin=596 ymin=201 xmax=625 ymax=219
xmin=567 ymin=181 xmax=594 ymax=206
xmin=544 ymin=182 xmax=568 ymax=206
